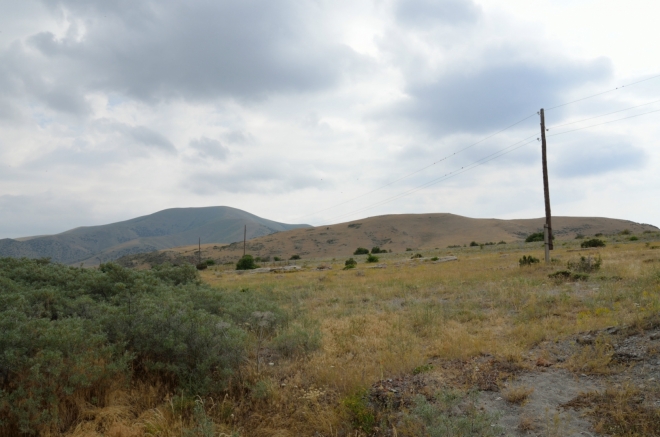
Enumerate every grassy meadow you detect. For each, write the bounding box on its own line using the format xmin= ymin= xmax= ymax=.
xmin=2 ymin=232 xmax=660 ymax=436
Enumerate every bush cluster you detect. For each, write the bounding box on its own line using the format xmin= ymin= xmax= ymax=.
xmin=581 ymin=238 xmax=606 ymax=248
xmin=0 ymin=258 xmax=286 ymax=434
xmin=353 ymin=247 xmax=369 ymax=255
xmin=237 ymin=254 xmax=258 ymax=270
xmin=344 ymin=258 xmax=357 ymax=269
xmin=519 ymin=255 xmax=540 ymax=266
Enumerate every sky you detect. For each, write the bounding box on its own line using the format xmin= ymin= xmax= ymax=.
xmin=1 ymin=0 xmax=659 ymax=238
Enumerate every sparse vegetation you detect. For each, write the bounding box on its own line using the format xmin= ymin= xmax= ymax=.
xmin=567 ymin=255 xmax=602 ymax=272
xmin=519 ymin=255 xmax=540 ymax=266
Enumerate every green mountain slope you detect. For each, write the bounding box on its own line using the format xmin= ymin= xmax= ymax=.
xmin=0 ymin=206 xmax=310 ymax=265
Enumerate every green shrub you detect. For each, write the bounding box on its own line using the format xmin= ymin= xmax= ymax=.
xmin=629 ymin=236 xmax=639 ymax=241
xmin=236 ymin=254 xmax=258 ymax=270
xmin=470 ymin=241 xmax=479 ymax=247
xmin=342 ymin=390 xmax=375 ymax=433
xmin=205 ymin=259 xmax=215 ymax=266
xmin=519 ymin=255 xmax=540 ymax=266
xmin=353 ymin=247 xmax=369 ymax=255
xmin=371 ymin=247 xmax=384 ymax=254
xmin=581 ymin=238 xmax=606 ymax=248
xmin=0 ymin=257 xmax=284 ymax=435
xmin=273 ymin=256 xmax=281 ymax=261
xmin=525 ymin=232 xmax=544 ymax=243
xmin=289 ymin=254 xmax=301 ymax=260
xmin=497 ymin=241 xmax=506 ymax=245
xmin=344 ymin=258 xmax=357 ymax=269
xmin=405 ymin=248 xmax=412 ymax=251
xmin=620 ymin=229 xmax=631 ymax=235
xmin=196 ymin=262 xmax=208 ymax=270
xmin=575 ymin=234 xmax=585 ymax=239
xmin=431 ymin=257 xmax=439 ymax=261
xmin=366 ymin=254 xmax=379 ymax=263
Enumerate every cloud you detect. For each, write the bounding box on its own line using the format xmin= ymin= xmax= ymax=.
xmin=15 ymin=0 xmax=364 ymax=107
xmin=552 ymin=134 xmax=647 ymax=178
xmin=400 ymin=55 xmax=613 ymax=136
xmin=95 ymin=119 xmax=176 ymax=153
xmin=394 ymin=0 xmax=481 ymax=28
xmin=190 ymin=137 xmax=229 ymax=160
xmin=184 ymin=161 xmax=327 ymax=195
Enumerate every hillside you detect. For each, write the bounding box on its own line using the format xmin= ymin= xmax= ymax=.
xmin=117 ymin=213 xmax=658 ymax=267
xmin=0 ymin=206 xmax=310 ymax=265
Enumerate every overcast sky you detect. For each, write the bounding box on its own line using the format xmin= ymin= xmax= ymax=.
xmin=1 ymin=0 xmax=659 ymax=238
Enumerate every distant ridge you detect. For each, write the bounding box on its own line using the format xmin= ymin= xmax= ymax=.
xmin=117 ymin=213 xmax=659 ymax=267
xmin=0 ymin=206 xmax=311 ymax=265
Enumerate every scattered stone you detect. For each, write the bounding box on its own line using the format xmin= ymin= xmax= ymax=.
xmin=433 ymin=256 xmax=458 ymax=263
xmin=650 ymin=333 xmax=660 ymax=340
xmin=576 ymin=335 xmax=594 ymax=345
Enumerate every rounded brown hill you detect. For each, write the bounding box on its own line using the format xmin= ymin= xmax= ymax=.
xmin=120 ymin=213 xmax=658 ymax=266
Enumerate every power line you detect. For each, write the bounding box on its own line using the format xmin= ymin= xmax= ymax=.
xmin=546 ymin=73 xmax=660 ymax=111
xmin=325 ymin=134 xmax=538 ymax=223
xmin=547 ymin=98 xmax=660 ymax=130
xmin=548 ymin=107 xmax=660 ymax=137
xmin=299 ymin=112 xmax=537 ymax=219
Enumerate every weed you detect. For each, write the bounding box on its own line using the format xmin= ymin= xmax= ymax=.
xmin=502 ymin=385 xmax=534 ymax=404
xmin=412 ymin=363 xmax=434 ymax=375
xmin=342 ymin=390 xmax=375 ymax=433
xmin=567 ymin=255 xmax=602 ymax=272
xmin=519 ymin=255 xmax=540 ymax=266
xmin=404 ymin=391 xmax=502 ymax=437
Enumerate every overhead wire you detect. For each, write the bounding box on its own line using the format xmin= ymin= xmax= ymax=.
xmin=548 ymin=107 xmax=660 ymax=137
xmin=545 ymin=73 xmax=660 ymax=111
xmin=547 ymin=98 xmax=660 ymax=131
xmin=325 ymin=133 xmax=539 ymax=223
xmin=297 ymin=112 xmax=538 ymax=219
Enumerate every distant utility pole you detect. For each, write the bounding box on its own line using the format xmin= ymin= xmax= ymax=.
xmin=198 ymin=237 xmax=202 ymax=265
xmin=243 ymin=225 xmax=247 ymax=257
xmin=540 ymin=108 xmax=553 ymax=263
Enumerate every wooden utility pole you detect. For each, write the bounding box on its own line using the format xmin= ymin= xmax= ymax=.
xmin=243 ymin=225 xmax=247 ymax=257
xmin=540 ymin=108 xmax=554 ymax=259
xmin=198 ymin=237 xmax=201 ymax=265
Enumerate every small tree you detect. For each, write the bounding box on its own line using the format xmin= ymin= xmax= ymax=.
xmin=344 ymin=258 xmax=357 ymax=269
xmin=236 ymin=255 xmax=257 ymax=270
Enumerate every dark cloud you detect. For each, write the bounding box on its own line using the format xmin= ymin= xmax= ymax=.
xmin=395 ymin=0 xmax=481 ymax=28
xmin=190 ymin=137 xmax=229 ymax=160
xmin=12 ymin=0 xmax=363 ymax=108
xmin=400 ymin=55 xmax=612 ymax=136
xmin=552 ymin=134 xmax=646 ymax=178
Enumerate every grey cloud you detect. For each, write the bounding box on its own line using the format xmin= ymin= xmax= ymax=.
xmin=184 ymin=162 xmax=326 ymax=194
xmin=552 ymin=135 xmax=646 ymax=178
xmin=395 ymin=0 xmax=481 ymax=28
xmin=95 ymin=119 xmax=176 ymax=153
xmin=190 ymin=137 xmax=229 ymax=160
xmin=223 ymin=130 xmax=252 ymax=145
xmin=18 ymin=0 xmax=364 ymax=106
xmin=400 ymin=55 xmax=612 ymax=136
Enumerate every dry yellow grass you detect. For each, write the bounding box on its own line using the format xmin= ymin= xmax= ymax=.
xmin=56 ymin=237 xmax=660 ymax=436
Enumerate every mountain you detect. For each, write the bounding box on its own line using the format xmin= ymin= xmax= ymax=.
xmin=116 ymin=213 xmax=659 ymax=267
xmin=0 ymin=207 xmax=311 ymax=265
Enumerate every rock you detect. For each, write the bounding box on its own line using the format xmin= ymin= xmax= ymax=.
xmin=433 ymin=256 xmax=458 ymax=263
xmin=576 ymin=335 xmax=594 ymax=345
xmin=650 ymin=333 xmax=660 ymax=340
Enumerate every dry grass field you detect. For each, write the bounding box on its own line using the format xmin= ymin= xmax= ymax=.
xmin=61 ymin=232 xmax=660 ymax=436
